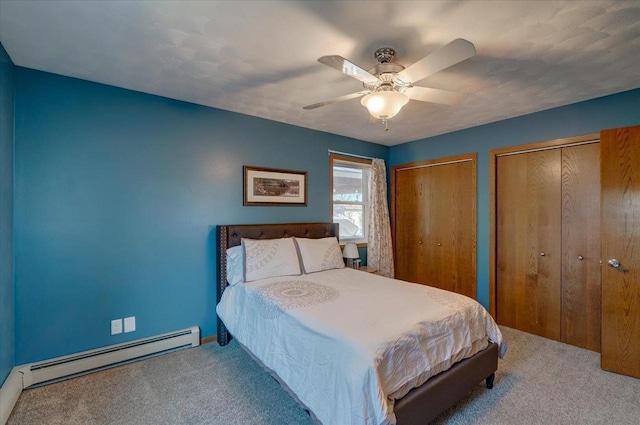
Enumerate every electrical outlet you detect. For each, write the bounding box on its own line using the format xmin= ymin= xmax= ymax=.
xmin=111 ymin=319 xmax=123 ymax=335
xmin=124 ymin=316 xmax=136 ymax=333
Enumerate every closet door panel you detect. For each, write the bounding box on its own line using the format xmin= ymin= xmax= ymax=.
xmin=427 ymin=164 xmax=452 ymax=291
xmin=561 ymin=143 xmax=601 ymax=351
xmin=601 ymin=126 xmax=640 ymax=377
xmin=496 ymin=153 xmax=526 ymax=328
xmin=428 ymin=161 xmax=476 ymax=298
xmin=394 ymin=167 xmax=429 ymax=283
xmin=529 ymin=151 xmax=563 ymax=341
xmin=497 ymin=150 xmax=562 ymax=339
xmin=451 ymin=160 xmax=476 ymax=299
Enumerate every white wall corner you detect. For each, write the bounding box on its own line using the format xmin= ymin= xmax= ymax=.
xmin=0 ymin=366 xmax=30 ymax=425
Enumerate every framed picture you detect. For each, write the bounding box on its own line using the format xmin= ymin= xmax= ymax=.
xmin=244 ymin=166 xmax=308 ymax=206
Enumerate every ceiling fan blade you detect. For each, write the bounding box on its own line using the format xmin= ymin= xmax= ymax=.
xmin=405 ymin=86 xmax=468 ymax=106
xmin=318 ymin=55 xmax=380 ymax=85
xmin=303 ymin=90 xmax=370 ymax=110
xmin=397 ymin=39 xmax=476 ymax=84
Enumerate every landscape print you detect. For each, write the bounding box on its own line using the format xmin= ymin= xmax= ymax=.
xmin=253 ymin=177 xmax=300 ymax=197
xmin=244 ymin=166 xmax=307 ymax=206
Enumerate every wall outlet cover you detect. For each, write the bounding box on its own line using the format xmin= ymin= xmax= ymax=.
xmin=124 ymin=316 xmax=136 ymax=333
xmin=111 ymin=319 xmax=123 ymax=335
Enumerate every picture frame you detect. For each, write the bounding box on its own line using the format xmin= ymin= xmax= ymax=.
xmin=244 ymin=166 xmax=308 ymax=206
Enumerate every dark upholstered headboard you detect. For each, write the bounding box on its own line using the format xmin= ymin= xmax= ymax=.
xmin=216 ymin=223 xmax=339 ymax=345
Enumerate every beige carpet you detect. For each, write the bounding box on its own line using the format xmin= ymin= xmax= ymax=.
xmin=8 ymin=326 xmax=640 ymax=424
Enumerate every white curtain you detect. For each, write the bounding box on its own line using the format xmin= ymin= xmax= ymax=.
xmin=367 ymin=158 xmax=394 ymax=278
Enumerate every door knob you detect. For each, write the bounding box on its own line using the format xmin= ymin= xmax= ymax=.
xmin=607 ymin=259 xmax=621 ymax=268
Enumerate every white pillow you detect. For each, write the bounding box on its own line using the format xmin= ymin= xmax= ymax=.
xmin=226 ymin=245 xmax=244 ymax=286
xmin=242 ymin=237 xmax=302 ymax=282
xmin=294 ymin=237 xmax=345 ymax=274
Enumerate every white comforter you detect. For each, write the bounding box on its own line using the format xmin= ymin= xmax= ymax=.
xmin=216 ymin=268 xmax=505 ymax=425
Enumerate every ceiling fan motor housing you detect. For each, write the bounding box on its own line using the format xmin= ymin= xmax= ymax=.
xmin=365 ymin=62 xmax=406 ymax=91
xmin=360 ymin=47 xmax=407 ymax=92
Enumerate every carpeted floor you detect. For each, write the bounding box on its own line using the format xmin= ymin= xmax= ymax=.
xmin=8 ymin=326 xmax=640 ymax=424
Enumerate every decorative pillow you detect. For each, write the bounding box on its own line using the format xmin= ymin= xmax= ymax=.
xmin=242 ymin=237 xmax=302 ymax=282
xmin=226 ymin=245 xmax=244 ymax=286
xmin=294 ymin=237 xmax=345 ymax=274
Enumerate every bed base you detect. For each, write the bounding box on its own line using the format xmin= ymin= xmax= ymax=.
xmin=216 ymin=223 xmax=498 ymax=425
xmin=394 ymin=342 xmax=498 ymax=424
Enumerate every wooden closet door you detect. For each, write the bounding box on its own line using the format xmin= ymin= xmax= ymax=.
xmin=394 ymin=166 xmax=430 ymax=284
xmin=601 ymin=126 xmax=640 ymax=378
xmin=427 ymin=161 xmax=476 ymax=298
xmin=393 ymin=155 xmax=476 ymax=298
xmin=496 ymin=150 xmax=562 ymax=340
xmin=561 ymin=143 xmax=601 ymax=351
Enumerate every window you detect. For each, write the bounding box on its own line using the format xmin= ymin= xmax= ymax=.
xmin=330 ymin=155 xmax=371 ymax=243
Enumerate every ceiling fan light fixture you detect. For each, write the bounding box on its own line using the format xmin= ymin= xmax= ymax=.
xmin=360 ymin=90 xmax=409 ymax=119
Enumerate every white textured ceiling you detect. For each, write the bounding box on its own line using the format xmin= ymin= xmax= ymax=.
xmin=1 ymin=0 xmax=639 ymax=146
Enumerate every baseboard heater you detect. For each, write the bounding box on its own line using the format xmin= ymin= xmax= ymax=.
xmin=1 ymin=326 xmax=199 ymax=425
xmin=23 ymin=326 xmax=200 ymax=388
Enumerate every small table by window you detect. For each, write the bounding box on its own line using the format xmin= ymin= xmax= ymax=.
xmin=356 ymin=266 xmax=377 ymax=274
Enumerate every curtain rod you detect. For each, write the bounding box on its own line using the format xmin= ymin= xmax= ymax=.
xmin=327 ymin=149 xmax=375 ymax=161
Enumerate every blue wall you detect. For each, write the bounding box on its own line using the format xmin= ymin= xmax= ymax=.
xmin=13 ymin=68 xmax=387 ymax=364
xmin=8 ymin=59 xmax=640 ymax=367
xmin=389 ymin=88 xmax=640 ymax=308
xmin=0 ymin=43 xmax=15 ymax=385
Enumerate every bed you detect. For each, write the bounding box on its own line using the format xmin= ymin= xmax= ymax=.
xmin=216 ymin=222 xmax=504 ymax=425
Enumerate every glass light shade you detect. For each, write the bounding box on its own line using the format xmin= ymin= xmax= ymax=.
xmin=361 ymin=91 xmax=409 ymax=119
xmin=342 ymin=242 xmax=360 ymax=259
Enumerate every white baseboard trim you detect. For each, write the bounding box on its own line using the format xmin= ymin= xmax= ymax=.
xmin=0 ymin=367 xmax=27 ymax=425
xmin=0 ymin=326 xmax=199 ymax=424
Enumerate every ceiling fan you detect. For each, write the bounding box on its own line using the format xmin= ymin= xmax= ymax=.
xmin=303 ymin=39 xmax=476 ymax=131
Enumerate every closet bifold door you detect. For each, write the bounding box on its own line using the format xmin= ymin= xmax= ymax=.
xmin=601 ymin=125 xmax=640 ymax=378
xmin=392 ymin=154 xmax=476 ymax=299
xmin=493 ymin=136 xmax=602 ymax=349
xmin=394 ymin=166 xmax=429 ymax=284
xmin=496 ymin=149 xmax=562 ymax=340
xmin=427 ymin=160 xmax=476 ymax=297
xmin=561 ymin=143 xmax=601 ymax=352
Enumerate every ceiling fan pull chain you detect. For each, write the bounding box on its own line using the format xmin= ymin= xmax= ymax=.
xmin=383 ymin=118 xmax=389 ymax=132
